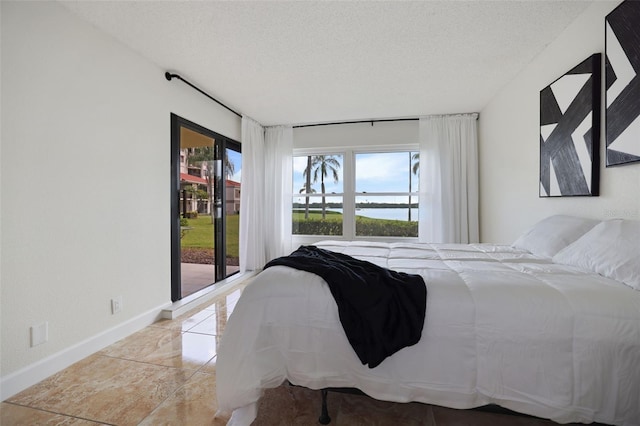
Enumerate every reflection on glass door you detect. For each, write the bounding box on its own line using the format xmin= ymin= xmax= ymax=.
xmin=171 ymin=114 xmax=241 ymax=301
xmin=224 ymin=146 xmax=242 ymax=277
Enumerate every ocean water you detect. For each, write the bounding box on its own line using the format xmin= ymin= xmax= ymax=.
xmin=356 ymin=208 xmax=418 ymax=221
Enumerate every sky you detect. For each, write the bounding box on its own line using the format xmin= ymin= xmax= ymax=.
xmin=227 ymin=149 xmax=242 ymax=182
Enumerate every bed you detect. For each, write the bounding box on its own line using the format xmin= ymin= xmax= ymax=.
xmin=215 ymin=216 xmax=640 ymax=426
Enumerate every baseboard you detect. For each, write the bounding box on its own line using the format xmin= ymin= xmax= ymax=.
xmin=161 ymin=271 xmax=258 ymax=319
xmin=0 ymin=301 xmax=172 ymax=401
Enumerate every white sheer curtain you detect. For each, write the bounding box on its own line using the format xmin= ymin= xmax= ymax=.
xmin=264 ymin=126 xmax=293 ymax=262
xmin=239 ymin=116 xmax=266 ymax=272
xmin=239 ymin=116 xmax=293 ymax=272
xmin=418 ymin=114 xmax=479 ymax=244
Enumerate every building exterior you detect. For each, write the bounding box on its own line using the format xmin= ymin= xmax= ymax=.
xmin=225 ymin=179 xmax=241 ymax=215
xmin=179 ymin=149 xmax=240 ymax=216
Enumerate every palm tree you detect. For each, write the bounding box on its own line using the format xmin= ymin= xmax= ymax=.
xmin=224 ymin=151 xmax=235 ymax=180
xmin=408 ymin=152 xmax=419 ymax=221
xmin=299 ymin=185 xmax=317 ymax=219
xmin=187 ymin=146 xmax=214 ymax=166
xmin=187 ymin=147 xmax=215 ymax=223
xmin=412 ymin=152 xmax=419 ymax=175
xmin=301 ymin=156 xmax=313 ymax=219
xmin=311 ymin=155 xmax=341 ymax=220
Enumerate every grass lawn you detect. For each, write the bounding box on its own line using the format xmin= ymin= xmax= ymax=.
xmin=181 ymin=214 xmax=239 ymax=257
xmin=292 ymin=210 xmax=343 ymax=221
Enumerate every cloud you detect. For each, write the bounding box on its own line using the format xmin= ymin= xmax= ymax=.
xmin=293 ymin=156 xmax=309 ymax=174
xmin=230 ymin=169 xmax=242 ymax=182
xmin=356 ymin=153 xmax=406 ymax=180
xmin=356 ymin=152 xmax=415 ymax=193
xmin=292 ymin=152 xmax=418 ymax=195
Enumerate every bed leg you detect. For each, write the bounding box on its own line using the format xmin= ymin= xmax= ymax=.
xmin=318 ymin=389 xmax=331 ymax=424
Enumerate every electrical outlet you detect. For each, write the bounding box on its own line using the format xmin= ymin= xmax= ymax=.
xmin=31 ymin=322 xmax=48 ymax=347
xmin=111 ymin=296 xmax=123 ymax=314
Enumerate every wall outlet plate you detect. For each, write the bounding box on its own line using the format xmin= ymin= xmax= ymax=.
xmin=31 ymin=322 xmax=48 ymax=347
xmin=111 ymin=296 xmax=123 ymax=314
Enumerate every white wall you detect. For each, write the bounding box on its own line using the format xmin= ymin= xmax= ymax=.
xmin=479 ymin=1 xmax=640 ymax=243
xmin=293 ymin=120 xmax=418 ymax=151
xmin=0 ymin=1 xmax=240 ymax=397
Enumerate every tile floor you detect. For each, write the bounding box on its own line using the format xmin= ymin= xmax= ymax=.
xmin=1 ymin=281 xmax=594 ymax=425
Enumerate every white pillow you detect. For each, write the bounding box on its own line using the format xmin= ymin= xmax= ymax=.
xmin=512 ymin=215 xmax=599 ymax=258
xmin=553 ymin=219 xmax=640 ymax=291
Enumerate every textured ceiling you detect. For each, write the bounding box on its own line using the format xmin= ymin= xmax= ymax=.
xmin=60 ymin=0 xmax=592 ymax=126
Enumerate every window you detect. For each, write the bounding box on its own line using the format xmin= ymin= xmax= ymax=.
xmin=293 ymin=154 xmax=344 ymax=236
xmin=292 ymin=149 xmax=419 ymax=239
xmin=355 ymin=151 xmax=419 ymax=237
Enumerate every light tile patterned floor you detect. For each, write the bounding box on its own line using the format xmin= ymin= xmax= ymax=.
xmin=1 ymin=281 xmax=590 ymax=425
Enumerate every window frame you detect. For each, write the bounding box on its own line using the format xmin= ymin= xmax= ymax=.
xmin=292 ymin=144 xmax=419 ymax=245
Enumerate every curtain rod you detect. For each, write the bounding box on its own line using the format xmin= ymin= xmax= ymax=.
xmin=293 ymin=118 xmax=417 ymax=128
xmin=293 ymin=113 xmax=478 ymax=129
xmin=165 ymin=72 xmax=242 ymax=118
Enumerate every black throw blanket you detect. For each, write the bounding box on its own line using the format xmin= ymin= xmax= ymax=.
xmin=264 ymin=245 xmax=427 ymax=368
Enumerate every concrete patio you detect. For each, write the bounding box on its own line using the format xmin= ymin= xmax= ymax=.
xmin=181 ymin=262 xmax=240 ymax=298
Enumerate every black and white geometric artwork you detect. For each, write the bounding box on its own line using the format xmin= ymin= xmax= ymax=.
xmin=540 ymin=54 xmax=601 ymax=197
xmin=605 ymin=0 xmax=640 ymax=167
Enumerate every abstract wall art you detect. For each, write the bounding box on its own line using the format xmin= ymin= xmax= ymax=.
xmin=539 ymin=54 xmax=601 ymax=197
xmin=605 ymin=0 xmax=640 ymax=167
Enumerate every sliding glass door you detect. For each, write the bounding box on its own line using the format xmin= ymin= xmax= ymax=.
xmin=170 ymin=114 xmax=241 ymax=301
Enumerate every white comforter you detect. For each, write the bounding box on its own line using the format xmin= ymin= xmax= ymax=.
xmin=216 ymin=241 xmax=640 ymax=426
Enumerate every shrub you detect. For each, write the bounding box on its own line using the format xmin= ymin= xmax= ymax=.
xmin=179 ymin=218 xmax=189 ymax=227
xmin=185 ymin=211 xmax=198 ymax=219
xmin=356 ymin=218 xmax=418 ymax=237
xmin=293 ymin=219 xmax=343 ymax=235
xmin=293 ymin=217 xmax=418 ymax=237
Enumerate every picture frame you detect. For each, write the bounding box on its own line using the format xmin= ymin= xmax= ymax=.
xmin=539 ymin=54 xmax=601 ymax=197
xmin=605 ymin=0 xmax=640 ymax=167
